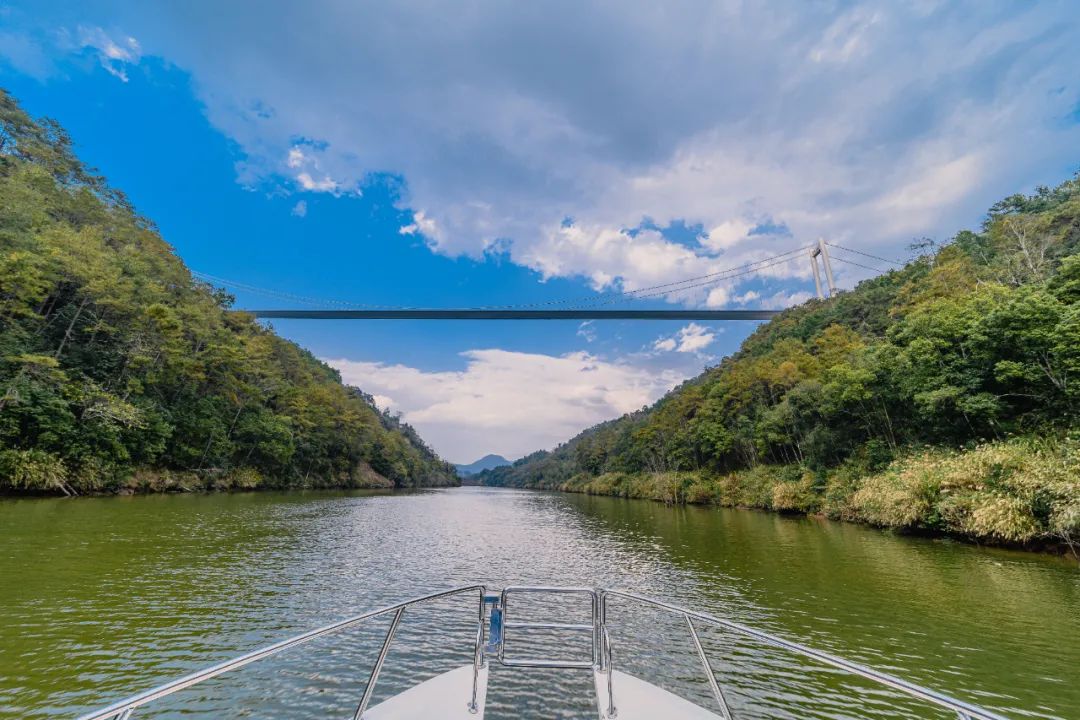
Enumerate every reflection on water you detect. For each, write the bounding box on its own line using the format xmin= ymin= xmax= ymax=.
xmin=0 ymin=487 xmax=1076 ymax=719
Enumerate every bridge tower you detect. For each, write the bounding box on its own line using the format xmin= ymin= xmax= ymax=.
xmin=809 ymin=238 xmax=837 ymax=299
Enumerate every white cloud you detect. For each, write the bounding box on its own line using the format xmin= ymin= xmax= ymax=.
xmin=576 ymin=321 xmax=596 ymax=343
xmin=734 ymin=290 xmax=760 ymax=304
xmin=296 ymin=172 xmax=336 ymax=192
xmin=675 ymin=324 xmax=716 ymax=353
xmin=291 ymin=200 xmax=307 ymax=217
xmin=399 ymin=210 xmax=443 ymax=246
xmin=76 ymin=26 xmax=139 ymax=81
xmin=286 ymin=148 xmax=305 ymax=169
xmin=370 ymin=394 xmax=395 ymax=411
xmin=701 ymin=219 xmax=754 ymax=253
xmin=13 ymin=2 xmax=1080 ymax=304
xmin=284 ymin=145 xmax=343 ymax=194
xmin=76 ymin=1 xmax=1077 ymax=304
xmin=326 ymin=349 xmax=685 ymax=462
xmin=761 ymin=290 xmax=815 ymax=309
xmin=654 ymin=323 xmax=718 ymax=354
xmin=704 ymin=286 xmax=730 ymax=308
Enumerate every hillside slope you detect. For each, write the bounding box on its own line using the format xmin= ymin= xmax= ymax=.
xmin=0 ymin=91 xmax=457 ymax=494
xmin=478 ymin=175 xmax=1080 ymax=549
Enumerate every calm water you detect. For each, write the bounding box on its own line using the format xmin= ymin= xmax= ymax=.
xmin=1 ymin=487 xmax=1077 ymax=719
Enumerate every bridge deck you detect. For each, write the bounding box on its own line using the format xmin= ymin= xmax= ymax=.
xmin=244 ymin=309 xmax=781 ymax=320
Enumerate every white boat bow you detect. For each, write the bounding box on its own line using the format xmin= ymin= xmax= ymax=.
xmin=73 ymin=585 xmax=1009 ymax=720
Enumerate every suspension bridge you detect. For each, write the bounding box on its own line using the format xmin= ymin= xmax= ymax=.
xmin=201 ymin=240 xmax=900 ymax=320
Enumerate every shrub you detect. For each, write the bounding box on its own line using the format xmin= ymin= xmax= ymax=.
xmin=849 ymin=460 xmax=940 ymax=529
xmin=969 ymin=495 xmax=1040 ymax=542
xmin=649 ymin=472 xmax=684 ymax=504
xmin=772 ymin=471 xmax=820 ymax=513
xmin=0 ymin=448 xmax=70 ymax=494
xmin=734 ymin=466 xmax=784 ymax=509
xmin=822 ymin=464 xmax=864 ymax=520
xmin=685 ymin=479 xmax=719 ymax=505
xmin=126 ymin=468 xmax=203 ymax=493
xmin=551 ymin=435 xmax=1080 ymax=551
xmin=209 ymin=467 xmax=264 ymax=491
xmin=68 ymin=456 xmax=115 ymax=492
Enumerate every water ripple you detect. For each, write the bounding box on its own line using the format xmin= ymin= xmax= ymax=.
xmin=0 ymin=488 xmax=1076 ymax=719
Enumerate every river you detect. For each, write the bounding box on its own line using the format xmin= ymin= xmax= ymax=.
xmin=1 ymin=487 xmax=1077 ymax=719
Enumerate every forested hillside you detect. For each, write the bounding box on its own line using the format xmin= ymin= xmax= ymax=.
xmin=478 ymin=175 xmax=1080 ymax=550
xmin=0 ymin=91 xmax=457 ymax=494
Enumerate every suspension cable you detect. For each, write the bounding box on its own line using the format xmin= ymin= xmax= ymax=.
xmin=577 ymin=252 xmax=803 ymax=306
xmin=194 ymin=243 xmax=813 ymax=312
xmin=830 ymin=256 xmax=884 ymax=274
xmin=825 ymin=242 xmax=904 ymax=267
xmin=191 ymin=271 xmax=390 ymax=309
xmin=497 ymin=244 xmax=813 ymax=309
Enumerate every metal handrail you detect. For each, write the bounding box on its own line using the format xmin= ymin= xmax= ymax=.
xmin=72 ymin=584 xmax=1010 ymax=720
xmin=352 ymin=606 xmax=405 ymax=720
xmin=600 ymin=589 xmax=1007 ymax=720
xmin=73 ymin=585 xmax=486 ymax=720
xmin=602 ymin=626 xmax=617 ymax=719
xmin=685 ymin=614 xmax=732 ymax=720
xmin=498 ymin=586 xmax=598 ymax=669
xmin=468 ymin=591 xmax=488 ymax=714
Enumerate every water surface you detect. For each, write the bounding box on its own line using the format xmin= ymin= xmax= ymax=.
xmin=1 ymin=487 xmax=1076 ymax=719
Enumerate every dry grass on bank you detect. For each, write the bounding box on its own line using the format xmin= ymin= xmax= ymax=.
xmin=560 ymin=435 xmax=1080 ymax=550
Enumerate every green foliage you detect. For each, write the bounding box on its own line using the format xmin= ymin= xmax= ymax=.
xmin=0 ymin=448 xmax=70 ymax=494
xmin=476 ymin=169 xmax=1080 ymax=549
xmin=554 ymin=437 xmax=1079 ymax=549
xmin=0 ymin=90 xmax=456 ymax=494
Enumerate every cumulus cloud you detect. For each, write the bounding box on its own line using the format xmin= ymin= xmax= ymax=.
xmin=653 ymin=337 xmax=677 ymax=352
xmin=8 ymin=1 xmax=1080 ymax=303
xmin=399 ymin=210 xmax=443 ymax=247
xmin=76 ymin=26 xmax=140 ymax=81
xmin=290 ymin=200 xmax=307 ymax=218
xmin=653 ymin=323 xmax=718 ymax=354
xmin=283 ymin=144 xmax=348 ymax=194
xmin=762 ymin=290 xmax=815 ymax=310
xmin=674 ymin=324 xmax=717 ymax=353
xmin=65 ymin=0 xmax=1078 ymax=302
xmin=326 ymin=349 xmax=685 ymax=462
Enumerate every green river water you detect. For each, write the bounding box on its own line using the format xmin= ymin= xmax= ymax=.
xmin=1 ymin=487 xmax=1077 ymax=719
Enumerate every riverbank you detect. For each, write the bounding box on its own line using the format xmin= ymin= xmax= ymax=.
xmin=551 ymin=435 xmax=1080 ymax=555
xmin=0 ymin=455 xmax=459 ymax=497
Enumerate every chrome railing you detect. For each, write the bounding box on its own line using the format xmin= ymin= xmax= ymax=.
xmin=73 ymin=584 xmax=1010 ymax=720
xmin=597 ymin=589 xmax=1008 ymax=720
xmin=498 ymin=586 xmax=598 ymax=669
xmin=73 ymin=585 xmax=486 ymax=720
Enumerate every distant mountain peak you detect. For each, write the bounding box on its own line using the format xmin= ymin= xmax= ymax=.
xmin=455 ymin=454 xmax=511 ymax=475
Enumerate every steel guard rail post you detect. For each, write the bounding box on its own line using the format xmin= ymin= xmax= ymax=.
xmin=73 ymin=585 xmax=486 ymax=720
xmin=599 ymin=589 xmax=1006 ymax=720
xmin=468 ymin=588 xmax=488 ymax=714
xmin=352 ymin=605 xmax=405 ymax=720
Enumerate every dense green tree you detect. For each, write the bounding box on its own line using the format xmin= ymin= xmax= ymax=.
xmin=477 ymin=172 xmax=1080 ymax=538
xmin=0 ymin=90 xmax=456 ymax=494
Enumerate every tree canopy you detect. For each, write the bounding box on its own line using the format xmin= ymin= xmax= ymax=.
xmin=477 ymin=171 xmax=1080 ymax=547
xmin=0 ymin=90 xmax=457 ymax=494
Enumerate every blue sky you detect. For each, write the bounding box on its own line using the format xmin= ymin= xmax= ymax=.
xmin=2 ymin=2 xmax=1079 ymax=462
